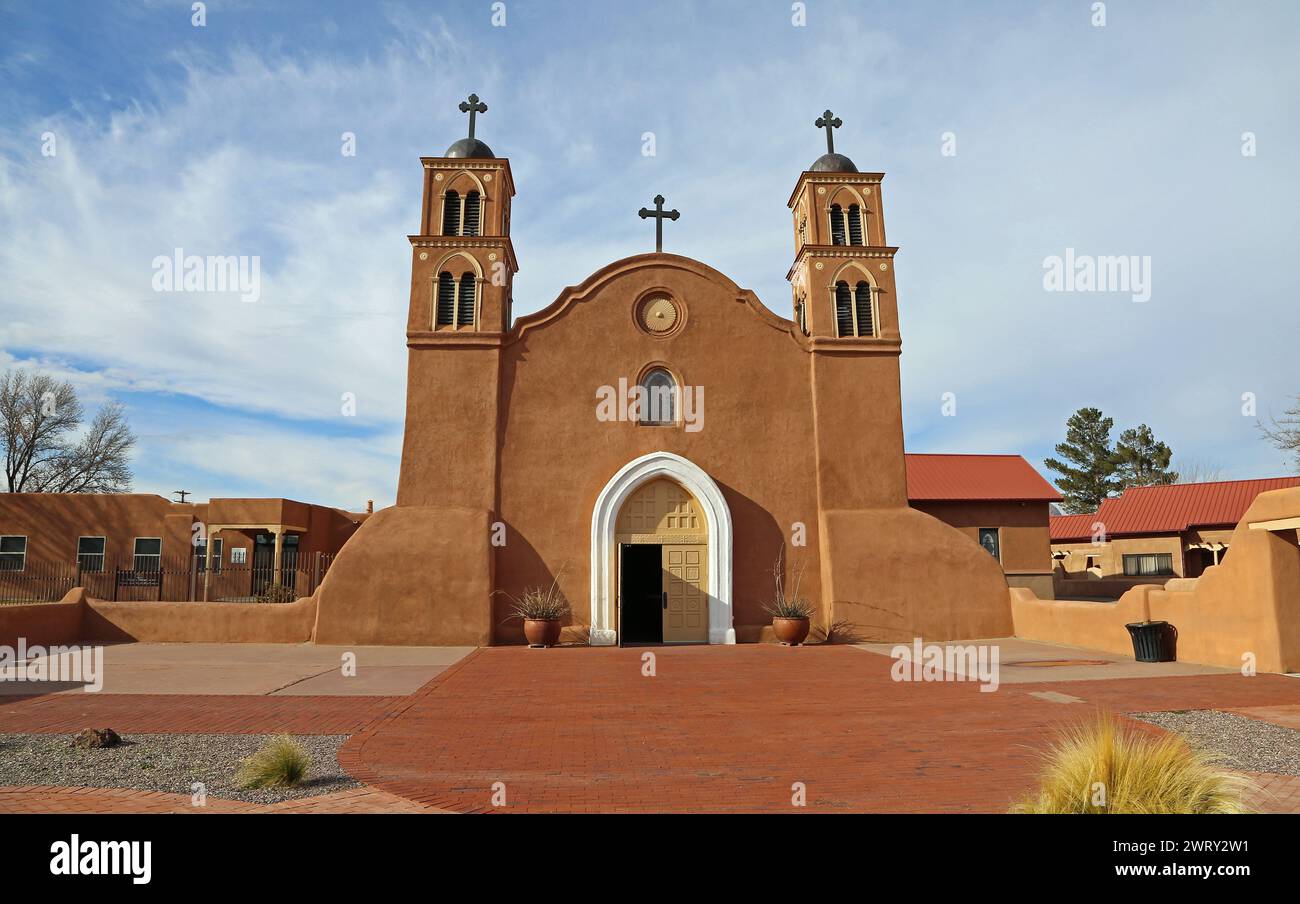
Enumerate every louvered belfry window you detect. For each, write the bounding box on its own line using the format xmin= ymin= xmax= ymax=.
xmin=442 ymin=190 xmax=462 ymax=236
xmin=457 ymin=272 xmax=476 ymax=326
xmin=834 ymin=281 xmax=876 ymax=338
xmin=848 ymin=205 xmax=865 ymax=245
xmin=463 ymin=192 xmax=482 ymax=237
xmin=830 ymin=205 xmax=847 ymax=245
xmin=854 ymin=281 xmax=875 ymax=336
xmin=436 ymin=272 xmax=457 ymax=325
xmin=834 ymin=282 xmax=854 ymax=336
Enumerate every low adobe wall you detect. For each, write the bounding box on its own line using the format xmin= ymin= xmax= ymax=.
xmin=0 ymin=589 xmax=87 ymax=648
xmin=82 ymin=596 xmax=317 ymax=644
xmin=0 ymin=587 xmax=316 ymax=647
xmin=1014 ymin=487 xmax=1300 ymax=673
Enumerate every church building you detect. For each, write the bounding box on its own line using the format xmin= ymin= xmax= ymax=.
xmin=312 ymin=98 xmax=1013 ymax=646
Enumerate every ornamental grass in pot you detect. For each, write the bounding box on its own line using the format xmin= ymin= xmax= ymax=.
xmin=762 ymin=549 xmax=815 ymax=646
xmin=497 ymin=570 xmax=571 ymax=648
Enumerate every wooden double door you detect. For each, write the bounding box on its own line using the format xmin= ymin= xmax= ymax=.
xmin=619 ymin=542 xmax=708 ymax=644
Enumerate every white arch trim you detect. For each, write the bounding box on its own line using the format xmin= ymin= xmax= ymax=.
xmin=589 ymin=451 xmax=735 ymax=646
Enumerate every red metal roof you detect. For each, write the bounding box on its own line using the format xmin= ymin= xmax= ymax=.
xmin=1048 ymin=513 xmax=1103 ymax=542
xmin=1050 ymin=477 xmax=1300 ymax=541
xmin=905 ymin=454 xmax=1062 ymax=502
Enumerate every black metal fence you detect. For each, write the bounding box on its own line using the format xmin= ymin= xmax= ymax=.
xmin=0 ymin=553 xmax=334 ymax=605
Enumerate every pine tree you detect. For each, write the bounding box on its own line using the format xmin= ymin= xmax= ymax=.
xmin=1044 ymin=408 xmax=1121 ymax=514
xmin=1114 ymin=424 xmax=1178 ymax=488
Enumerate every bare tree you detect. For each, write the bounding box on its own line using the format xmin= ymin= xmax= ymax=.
xmin=1259 ymin=396 xmax=1300 ymax=473
xmin=1173 ymin=458 xmax=1228 ymax=484
xmin=1 ymin=369 xmax=135 ymax=493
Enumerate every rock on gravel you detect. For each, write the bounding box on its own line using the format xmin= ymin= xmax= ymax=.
xmin=0 ymin=733 xmax=359 ymax=804
xmin=1132 ymin=710 xmax=1300 ymax=776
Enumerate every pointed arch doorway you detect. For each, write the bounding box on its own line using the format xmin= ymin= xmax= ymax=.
xmin=589 ymin=452 xmax=735 ymax=646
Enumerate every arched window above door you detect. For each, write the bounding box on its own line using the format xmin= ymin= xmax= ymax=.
xmin=639 ymin=368 xmax=677 ymax=425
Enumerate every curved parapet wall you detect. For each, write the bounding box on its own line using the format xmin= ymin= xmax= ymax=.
xmin=1013 ymin=486 xmax=1300 ymax=673
xmin=820 ymin=507 xmax=1013 ymax=642
xmin=312 ymin=505 xmax=494 ymax=646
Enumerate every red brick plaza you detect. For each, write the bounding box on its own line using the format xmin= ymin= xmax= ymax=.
xmin=2 ymin=645 xmax=1299 ymax=814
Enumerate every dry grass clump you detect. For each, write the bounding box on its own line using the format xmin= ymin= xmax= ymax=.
xmin=235 ymin=735 xmax=311 ymax=790
xmin=1011 ymin=713 xmax=1253 ymax=814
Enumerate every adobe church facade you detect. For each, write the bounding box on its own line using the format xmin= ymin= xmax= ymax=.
xmin=313 ymin=99 xmax=1012 ymax=646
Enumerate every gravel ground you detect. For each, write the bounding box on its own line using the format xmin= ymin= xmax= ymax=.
xmin=0 ymin=733 xmax=359 ymax=804
xmin=1133 ymin=710 xmax=1300 ymax=776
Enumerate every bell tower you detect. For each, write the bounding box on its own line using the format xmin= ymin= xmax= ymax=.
xmin=398 ymin=94 xmax=515 ymax=510
xmin=786 ymin=110 xmax=899 ymax=348
xmin=790 ymin=110 xmax=908 ymax=510
xmin=408 ymin=93 xmax=518 ymax=337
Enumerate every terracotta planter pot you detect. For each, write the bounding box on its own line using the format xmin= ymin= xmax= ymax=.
xmin=524 ymin=618 xmax=562 ymax=647
xmin=772 ymin=616 xmax=811 ymax=646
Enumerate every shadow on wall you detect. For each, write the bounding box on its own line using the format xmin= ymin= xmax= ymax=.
xmin=1013 ymin=487 xmax=1300 ymax=673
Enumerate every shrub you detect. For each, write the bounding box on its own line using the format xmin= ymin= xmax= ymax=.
xmin=761 ymin=547 xmax=816 ymax=619
xmin=1011 ymin=714 xmax=1253 ymax=814
xmin=235 ymin=735 xmax=311 ymax=790
xmin=497 ymin=568 xmax=571 ymax=621
xmin=257 ymin=583 xmax=297 ymax=604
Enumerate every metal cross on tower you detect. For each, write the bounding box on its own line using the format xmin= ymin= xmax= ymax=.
xmin=458 ymin=93 xmax=488 ymax=139
xmin=815 ymin=109 xmax=843 ymax=154
xmin=638 ymin=194 xmax=680 ymax=252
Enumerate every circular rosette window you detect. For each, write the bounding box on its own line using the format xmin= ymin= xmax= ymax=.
xmin=635 ymin=294 xmax=683 ymax=337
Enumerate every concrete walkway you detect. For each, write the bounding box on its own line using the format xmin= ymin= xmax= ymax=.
xmin=0 ymin=643 xmax=473 ymax=696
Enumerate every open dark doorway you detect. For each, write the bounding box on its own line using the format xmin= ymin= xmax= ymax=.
xmin=619 ymin=543 xmax=662 ymax=645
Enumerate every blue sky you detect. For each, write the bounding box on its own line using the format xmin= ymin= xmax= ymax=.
xmin=1 ymin=0 xmax=1298 ymax=508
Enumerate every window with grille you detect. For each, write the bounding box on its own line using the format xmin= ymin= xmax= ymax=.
xmin=1123 ymin=553 xmax=1174 ymax=576
xmin=847 ymin=205 xmax=864 ymax=245
xmin=77 ymin=536 xmax=105 ymax=573
xmin=639 ymin=369 xmax=677 ymax=425
xmin=463 ymin=192 xmax=481 ymax=236
xmin=133 ymin=537 xmax=162 ymax=573
xmin=795 ymin=298 xmax=808 ymax=335
xmin=829 ymin=205 xmax=846 ymax=245
xmin=457 ymin=273 xmax=476 ymax=326
xmin=0 ymin=535 xmax=27 ymax=572
xmin=441 ymin=190 xmax=461 ymax=236
xmin=196 ymin=537 xmax=223 ymax=574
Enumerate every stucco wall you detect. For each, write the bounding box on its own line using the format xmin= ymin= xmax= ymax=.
xmin=82 ymin=597 xmax=317 ymax=644
xmin=911 ymin=499 xmax=1053 ymax=576
xmin=312 ymin=505 xmax=494 ymax=646
xmin=0 ymin=592 xmax=86 ymax=649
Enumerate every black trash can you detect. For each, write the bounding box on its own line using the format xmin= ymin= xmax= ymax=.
xmin=1126 ymin=620 xmax=1178 ymax=662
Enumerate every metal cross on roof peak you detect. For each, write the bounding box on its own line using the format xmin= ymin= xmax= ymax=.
xmin=638 ymin=194 xmax=680 ymax=253
xmin=458 ymin=93 xmax=488 ymax=139
xmin=815 ymin=109 xmax=843 ymax=155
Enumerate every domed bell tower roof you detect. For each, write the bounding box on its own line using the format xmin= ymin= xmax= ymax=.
xmin=445 ymin=137 xmax=495 ymax=158
xmin=811 ymin=152 xmax=858 ymax=173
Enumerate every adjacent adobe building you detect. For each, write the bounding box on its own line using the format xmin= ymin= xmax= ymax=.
xmin=1050 ymin=477 xmax=1300 ymax=588
xmin=906 ymin=453 xmax=1061 ymax=599
xmin=0 ymin=493 xmax=368 ymax=601
xmin=312 ymin=100 xmax=1015 ymax=647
